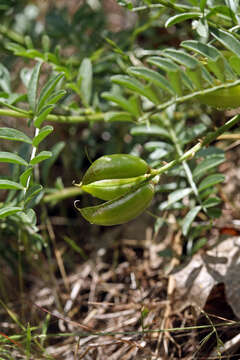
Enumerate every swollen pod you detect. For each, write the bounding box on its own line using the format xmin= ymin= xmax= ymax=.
xmin=197 ymin=85 xmax=240 ymax=109
xmin=82 ymin=154 xmax=150 ymax=185
xmin=76 ymin=182 xmax=154 ymax=226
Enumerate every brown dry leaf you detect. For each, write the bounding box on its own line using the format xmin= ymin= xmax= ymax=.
xmin=172 ymin=237 xmax=240 ymax=317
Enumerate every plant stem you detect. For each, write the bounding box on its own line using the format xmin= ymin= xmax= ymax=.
xmin=30 ymin=128 xmax=39 ymax=162
xmin=43 ymin=187 xmax=83 ymax=204
xmin=1 ymin=80 xmax=240 ymax=124
xmin=140 ymin=79 xmax=240 ymax=123
xmin=151 ymin=142 xmax=202 ymax=176
xmin=47 ymin=113 xmax=105 ymax=123
xmin=24 ymin=127 xmax=39 ymax=193
xmin=0 ymin=108 xmax=105 ymax=123
xmin=151 ymin=114 xmax=240 ymax=177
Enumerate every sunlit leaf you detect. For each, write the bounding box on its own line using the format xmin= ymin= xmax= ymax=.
xmin=211 ymin=28 xmax=240 ymax=58
xmin=112 ymin=75 xmax=159 ymax=104
xmin=0 ymin=127 xmax=32 ymax=144
xmin=24 ymin=184 xmax=43 ymax=205
xmin=32 ymin=126 xmax=53 ymax=147
xmin=130 ymin=125 xmax=170 ymax=138
xmin=102 ymin=92 xmax=139 ymax=116
xmin=167 ymin=188 xmax=193 ymax=206
xmin=37 ymin=73 xmax=64 ymax=112
xmin=128 ymin=67 xmax=175 ymax=95
xmin=181 ymin=40 xmax=220 ymax=61
xmin=27 ymin=62 xmax=42 ymax=111
xmin=104 ymin=111 xmax=134 ymax=122
xmin=199 ymin=174 xmax=225 ymax=192
xmin=0 ymin=151 xmax=28 ymax=166
xmin=0 ymin=179 xmax=24 ymax=190
xmin=0 ymin=206 xmax=22 ymax=219
xmin=20 ymin=167 xmax=33 ymax=187
xmin=0 ymin=63 xmax=11 ymax=93
xmin=182 ymin=206 xmax=202 ymax=236
xmin=165 ymin=12 xmax=200 ymax=28
xmin=193 ymin=155 xmax=225 ymax=179
xmin=30 ymin=151 xmax=52 ymax=165
xmin=163 ymin=49 xmax=200 ymax=69
xmin=203 ymin=196 xmax=221 ymax=208
xmin=78 ymin=58 xmax=92 ymax=105
xmin=200 ymin=0 xmax=207 ymax=12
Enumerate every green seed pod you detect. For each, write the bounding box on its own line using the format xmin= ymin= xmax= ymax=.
xmin=197 ymin=85 xmax=240 ymax=109
xmin=82 ymin=154 xmax=150 ymax=185
xmin=75 ymin=182 xmax=154 ymax=226
xmin=81 ymin=174 xmax=148 ymax=201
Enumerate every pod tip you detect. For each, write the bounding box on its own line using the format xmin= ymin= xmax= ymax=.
xmin=74 ymin=200 xmax=81 ymax=210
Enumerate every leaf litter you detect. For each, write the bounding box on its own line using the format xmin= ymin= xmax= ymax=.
xmin=2 ymin=147 xmax=240 ymax=359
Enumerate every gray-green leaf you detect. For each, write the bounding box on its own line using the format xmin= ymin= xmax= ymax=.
xmin=78 ymin=58 xmax=92 ymax=106
xmin=211 ymin=28 xmax=240 ymax=58
xmin=0 ymin=179 xmax=24 ymax=190
xmin=32 ymin=126 xmax=53 ymax=147
xmin=182 ymin=206 xmax=202 ymax=236
xmin=34 ymin=104 xmax=54 ymax=128
xmin=112 ymin=75 xmax=159 ymax=104
xmin=0 ymin=151 xmax=28 ymax=166
xmin=20 ymin=167 xmax=33 ymax=187
xmin=44 ymin=89 xmax=66 ymax=106
xmin=0 ymin=206 xmax=22 ymax=219
xmin=0 ymin=127 xmax=32 ymax=144
xmin=24 ymin=184 xmax=43 ymax=205
xmin=165 ymin=12 xmax=200 ymax=28
xmin=30 ymin=151 xmax=52 ymax=165
xmin=163 ymin=49 xmax=200 ymax=69
xmin=27 ymin=62 xmax=42 ymax=112
xmin=199 ymin=174 xmax=225 ymax=192
xmin=130 ymin=125 xmax=170 ymax=138
xmin=102 ymin=93 xmax=139 ymax=116
xmin=37 ymin=72 xmax=64 ymax=112
xmin=181 ymin=40 xmax=220 ymax=61
xmin=128 ymin=67 xmax=175 ymax=95
xmin=167 ymin=188 xmax=193 ymax=207
xmin=193 ymin=155 xmax=225 ymax=179
xmin=104 ymin=111 xmax=134 ymax=122
xmin=200 ymin=0 xmax=207 ymax=12
xmin=0 ymin=63 xmax=11 ymax=93
xmin=203 ymin=196 xmax=221 ymax=208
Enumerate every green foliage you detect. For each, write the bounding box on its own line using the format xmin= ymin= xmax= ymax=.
xmin=0 ymin=61 xmax=66 ymax=252
xmin=0 ymin=0 xmax=240 ymax=263
xmin=2 ymin=1 xmax=240 ymax=356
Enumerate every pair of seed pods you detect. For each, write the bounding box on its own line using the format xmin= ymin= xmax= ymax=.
xmin=75 ymin=66 xmax=240 ymax=225
xmin=74 ymin=154 xmax=155 ymax=226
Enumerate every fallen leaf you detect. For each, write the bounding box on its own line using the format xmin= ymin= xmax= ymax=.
xmin=172 ymin=237 xmax=240 ymax=318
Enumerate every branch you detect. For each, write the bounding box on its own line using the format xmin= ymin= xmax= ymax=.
xmin=0 ymin=108 xmax=105 ymax=123
xmin=140 ymin=79 xmax=240 ymax=123
xmin=131 ymin=1 xmax=196 ymax=13
xmin=151 ymin=114 xmax=240 ymax=176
